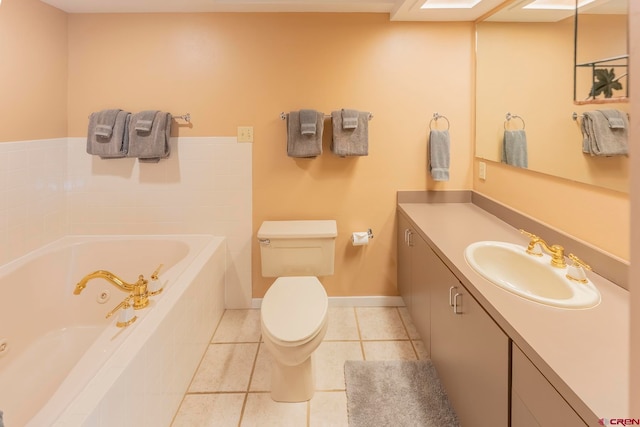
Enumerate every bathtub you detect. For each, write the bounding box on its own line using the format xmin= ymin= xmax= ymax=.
xmin=0 ymin=235 xmax=226 ymax=426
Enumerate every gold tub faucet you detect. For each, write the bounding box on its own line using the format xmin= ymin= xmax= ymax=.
xmin=74 ymin=270 xmax=150 ymax=309
xmin=519 ymin=229 xmax=566 ymax=268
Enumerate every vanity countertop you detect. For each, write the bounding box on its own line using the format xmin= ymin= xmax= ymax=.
xmin=398 ymin=202 xmax=629 ymax=424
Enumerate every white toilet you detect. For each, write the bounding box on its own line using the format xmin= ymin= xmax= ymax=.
xmin=257 ymin=220 xmax=337 ymax=402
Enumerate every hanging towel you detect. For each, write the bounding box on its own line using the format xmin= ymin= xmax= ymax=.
xmin=286 ymin=110 xmax=324 ymax=158
xmin=127 ymin=111 xmax=171 ymax=163
xmin=429 ymin=129 xmax=450 ymax=181
xmin=86 ymin=109 xmax=131 ymax=159
xmin=299 ymin=109 xmax=318 ymax=135
xmin=580 ymin=110 xmax=628 ymax=156
xmin=341 ymin=109 xmax=359 ymax=130
xmin=330 ymin=110 xmax=369 ymax=157
xmin=502 ymin=129 xmax=528 ymax=168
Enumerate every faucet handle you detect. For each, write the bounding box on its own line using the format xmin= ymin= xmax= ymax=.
xmin=568 ymin=254 xmax=592 ymax=270
xmin=519 ymin=229 xmax=538 ymax=240
xmin=566 ymin=254 xmax=592 ymax=283
xmin=148 ymin=263 xmax=165 ymax=296
xmin=106 ymin=295 xmax=138 ymax=327
xmin=151 ymin=263 xmax=164 ymax=281
xmin=519 ymin=229 xmax=543 ymax=256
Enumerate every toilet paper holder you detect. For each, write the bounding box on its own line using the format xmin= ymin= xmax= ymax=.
xmin=366 ymin=229 xmax=374 ymax=239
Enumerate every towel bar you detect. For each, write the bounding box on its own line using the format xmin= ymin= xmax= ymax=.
xmin=572 ymin=111 xmax=629 ymax=121
xmin=172 ymin=113 xmax=191 ymax=123
xmin=87 ymin=111 xmax=191 ymax=123
xmin=429 ymin=112 xmax=450 ymax=131
xmin=505 ymin=112 xmax=525 ymax=130
xmin=280 ymin=111 xmax=373 ymax=121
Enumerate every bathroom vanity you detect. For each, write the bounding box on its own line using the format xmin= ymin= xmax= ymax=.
xmin=397 ymin=193 xmax=629 ymax=426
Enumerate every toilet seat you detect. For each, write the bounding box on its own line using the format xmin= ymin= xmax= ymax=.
xmin=261 ymin=276 xmax=328 ymax=346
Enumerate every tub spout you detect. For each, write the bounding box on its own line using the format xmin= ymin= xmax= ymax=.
xmin=74 ymin=270 xmax=149 ymax=309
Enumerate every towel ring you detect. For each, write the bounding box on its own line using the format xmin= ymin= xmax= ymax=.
xmin=504 ymin=112 xmax=525 ymax=130
xmin=429 ymin=112 xmax=450 ymax=131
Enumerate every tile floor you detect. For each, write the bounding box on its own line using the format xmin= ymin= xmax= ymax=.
xmin=171 ymin=306 xmax=427 ymax=427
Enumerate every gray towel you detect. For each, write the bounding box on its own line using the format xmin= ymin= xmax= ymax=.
xmin=286 ymin=110 xmax=323 ymax=158
xmin=429 ymin=129 xmax=450 ymax=181
xmin=86 ymin=109 xmax=131 ymax=159
xmin=127 ymin=111 xmax=171 ymax=163
xmin=341 ymin=109 xmax=359 ymax=130
xmin=0 ymin=410 xmax=3 ymax=427
xmin=581 ymin=110 xmax=628 ymax=156
xmin=299 ymin=109 xmax=318 ymax=135
xmin=502 ymin=129 xmax=528 ymax=168
xmin=330 ymin=110 xmax=369 ymax=157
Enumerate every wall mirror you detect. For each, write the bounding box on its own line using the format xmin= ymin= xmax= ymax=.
xmin=574 ymin=0 xmax=628 ymax=104
xmin=475 ymin=0 xmax=629 ymax=193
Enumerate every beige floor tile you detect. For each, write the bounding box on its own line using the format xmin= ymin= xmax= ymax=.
xmin=241 ymin=393 xmax=307 ymax=427
xmin=324 ymin=307 xmax=360 ymax=341
xmin=356 ymin=307 xmax=408 ymax=340
xmin=249 ymin=343 xmax=272 ymax=392
xmin=412 ymin=340 xmax=430 ymax=360
xmin=213 ymin=309 xmax=262 ymax=343
xmin=362 ymin=340 xmax=417 ymax=361
xmin=398 ymin=307 xmax=421 ymax=340
xmin=171 ymin=393 xmax=245 ymax=427
xmin=314 ymin=341 xmax=363 ymax=391
xmin=309 ymin=391 xmax=348 ymax=427
xmin=189 ymin=343 xmax=258 ymax=392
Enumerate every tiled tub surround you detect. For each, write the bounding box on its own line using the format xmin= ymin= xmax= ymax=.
xmin=398 ymin=201 xmax=630 ymax=424
xmin=0 ymin=137 xmax=252 ymax=308
xmin=0 ymin=234 xmax=225 ymax=426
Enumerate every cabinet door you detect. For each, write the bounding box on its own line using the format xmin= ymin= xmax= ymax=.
xmin=410 ymin=232 xmax=431 ymax=354
xmin=512 ymin=344 xmax=587 ymax=427
xmin=397 ymin=214 xmax=412 ymax=311
xmin=428 ymin=244 xmax=509 ymax=427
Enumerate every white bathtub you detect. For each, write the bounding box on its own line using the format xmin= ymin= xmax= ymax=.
xmin=0 ymin=235 xmax=226 ymax=426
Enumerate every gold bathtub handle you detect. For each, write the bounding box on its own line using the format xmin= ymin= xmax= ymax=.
xmin=106 ymin=295 xmax=138 ymax=328
xmin=151 ymin=264 xmax=164 ymax=281
xmin=148 ymin=264 xmax=165 ymax=297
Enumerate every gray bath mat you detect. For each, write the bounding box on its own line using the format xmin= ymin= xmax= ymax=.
xmin=344 ymin=360 xmax=459 ymax=427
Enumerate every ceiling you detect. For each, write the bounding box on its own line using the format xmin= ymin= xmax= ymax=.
xmin=38 ymin=0 xmax=626 ymax=21
xmin=38 ymin=0 xmax=507 ymax=21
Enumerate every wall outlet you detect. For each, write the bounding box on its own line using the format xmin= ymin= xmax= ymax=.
xmin=237 ymin=126 xmax=254 ymax=143
xmin=479 ymin=161 xmax=487 ymax=180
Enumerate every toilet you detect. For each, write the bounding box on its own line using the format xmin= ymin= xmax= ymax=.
xmin=257 ymin=220 xmax=337 ymax=402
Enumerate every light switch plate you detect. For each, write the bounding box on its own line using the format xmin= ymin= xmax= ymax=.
xmin=479 ymin=161 xmax=487 ymax=180
xmin=237 ymin=126 xmax=254 ymax=143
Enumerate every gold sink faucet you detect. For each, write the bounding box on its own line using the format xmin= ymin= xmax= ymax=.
xmin=519 ymin=229 xmax=566 ymax=268
xmin=74 ymin=269 xmax=151 ymax=309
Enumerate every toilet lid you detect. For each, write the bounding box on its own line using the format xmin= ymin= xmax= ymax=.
xmin=261 ymin=276 xmax=328 ymax=344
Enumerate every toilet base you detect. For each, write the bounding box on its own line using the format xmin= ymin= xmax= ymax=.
xmin=269 ymin=355 xmax=315 ymax=402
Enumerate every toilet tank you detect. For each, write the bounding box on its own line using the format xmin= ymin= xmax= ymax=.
xmin=258 ymin=220 xmax=337 ymax=277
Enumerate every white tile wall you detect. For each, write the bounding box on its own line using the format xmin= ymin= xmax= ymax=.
xmin=0 ymin=138 xmax=67 ymax=265
xmin=1 ymin=137 xmax=252 ymax=308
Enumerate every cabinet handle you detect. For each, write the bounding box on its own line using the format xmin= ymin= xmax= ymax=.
xmin=449 ymin=286 xmax=457 ymax=306
xmin=407 ymin=230 xmax=414 ymax=247
xmin=453 ymin=292 xmax=462 ymax=314
xmin=404 ymin=229 xmax=409 ymax=245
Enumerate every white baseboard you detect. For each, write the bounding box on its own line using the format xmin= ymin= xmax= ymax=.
xmin=251 ymin=295 xmax=405 ymax=309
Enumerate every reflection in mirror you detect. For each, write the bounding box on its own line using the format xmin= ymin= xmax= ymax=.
xmin=475 ymin=0 xmax=628 ymax=193
xmin=574 ymin=0 xmax=628 ymax=104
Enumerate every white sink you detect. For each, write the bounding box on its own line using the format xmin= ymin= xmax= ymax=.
xmin=464 ymin=241 xmax=601 ymax=309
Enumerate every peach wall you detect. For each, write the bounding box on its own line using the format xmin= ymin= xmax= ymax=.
xmin=67 ymin=14 xmax=475 ymax=298
xmin=0 ymin=0 xmax=67 ymax=142
xmin=473 ymin=161 xmax=628 ymax=261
